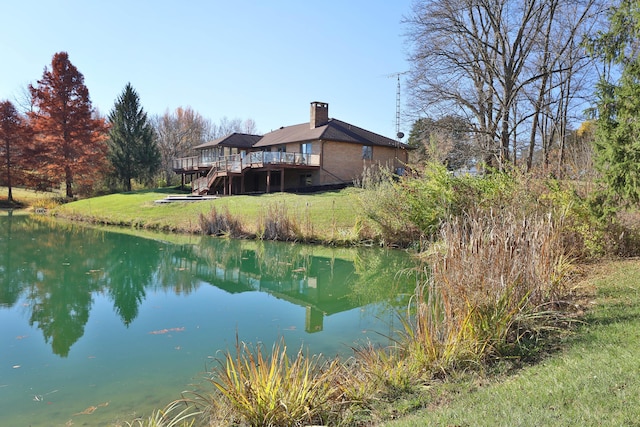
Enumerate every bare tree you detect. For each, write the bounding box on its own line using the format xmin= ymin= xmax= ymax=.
xmin=152 ymin=107 xmax=213 ymax=185
xmin=404 ymin=0 xmax=604 ymax=171
xmin=524 ymin=0 xmax=604 ymax=174
xmin=407 ymin=115 xmax=478 ymax=169
xmin=153 ymin=108 xmax=260 ymax=186
xmin=241 ymin=118 xmax=258 ymax=135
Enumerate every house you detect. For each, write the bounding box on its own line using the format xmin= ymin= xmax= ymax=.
xmin=172 ymin=102 xmax=410 ymax=195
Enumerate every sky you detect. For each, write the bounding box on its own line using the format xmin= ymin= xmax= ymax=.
xmin=0 ymin=0 xmax=414 ymax=140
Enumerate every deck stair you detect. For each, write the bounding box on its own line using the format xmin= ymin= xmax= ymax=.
xmin=193 ymin=165 xmax=225 ymax=195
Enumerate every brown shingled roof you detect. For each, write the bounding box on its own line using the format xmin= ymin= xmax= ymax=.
xmin=194 ymin=133 xmax=262 ymax=150
xmin=253 ymin=119 xmax=407 ymax=149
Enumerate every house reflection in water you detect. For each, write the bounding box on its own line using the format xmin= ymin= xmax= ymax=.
xmin=173 ymin=240 xmax=416 ymax=334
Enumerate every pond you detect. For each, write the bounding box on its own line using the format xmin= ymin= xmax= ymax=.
xmin=0 ymin=214 xmax=419 ymax=426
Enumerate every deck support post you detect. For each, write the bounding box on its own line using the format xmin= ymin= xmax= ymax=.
xmin=280 ymin=169 xmax=284 ymax=192
xmin=266 ymin=170 xmax=271 ymax=193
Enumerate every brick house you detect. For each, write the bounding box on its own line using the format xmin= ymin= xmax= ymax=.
xmin=172 ymin=102 xmax=410 ymax=195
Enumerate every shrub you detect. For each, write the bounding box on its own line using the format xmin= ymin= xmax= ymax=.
xmin=357 ymin=163 xmax=451 ymax=246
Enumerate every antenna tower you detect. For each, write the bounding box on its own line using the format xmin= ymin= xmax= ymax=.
xmin=384 ymin=71 xmax=407 ymax=140
xmin=396 ymin=74 xmax=401 ymax=139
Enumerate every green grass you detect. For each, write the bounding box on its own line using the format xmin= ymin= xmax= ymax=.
xmin=52 ymin=188 xmax=363 ymax=240
xmin=382 ymin=260 xmax=640 ymax=427
xmin=0 ymin=186 xmax=61 ymax=210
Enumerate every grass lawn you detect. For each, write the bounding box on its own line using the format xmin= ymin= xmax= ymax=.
xmin=0 ymin=186 xmax=61 ymax=210
xmin=52 ymin=187 xmax=365 ymax=240
xmin=382 ymin=259 xmax=640 ymax=427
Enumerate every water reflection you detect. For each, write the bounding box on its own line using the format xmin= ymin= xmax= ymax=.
xmin=0 ymin=216 xmax=416 ymax=357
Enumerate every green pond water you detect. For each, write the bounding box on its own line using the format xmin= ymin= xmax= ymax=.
xmin=0 ymin=214 xmax=419 ymax=426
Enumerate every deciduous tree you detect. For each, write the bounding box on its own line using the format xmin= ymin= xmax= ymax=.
xmin=0 ymin=100 xmax=31 ymax=202
xmin=107 ymin=83 xmax=160 ymax=191
xmin=403 ymin=0 xmax=603 ymax=170
xmin=407 ymin=115 xmax=476 ymax=170
xmin=152 ymin=107 xmax=260 ymax=186
xmin=29 ymin=52 xmax=108 ymax=198
xmin=152 ymin=107 xmax=213 ymax=186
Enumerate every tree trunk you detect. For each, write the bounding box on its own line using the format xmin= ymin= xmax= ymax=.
xmin=65 ymin=165 xmax=74 ymax=199
xmin=5 ymin=140 xmax=12 ymax=202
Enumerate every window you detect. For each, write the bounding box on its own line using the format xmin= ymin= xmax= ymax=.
xmin=276 ymin=145 xmax=286 ymax=153
xmin=362 ymin=145 xmax=373 ymax=160
xmin=300 ymin=142 xmax=312 ymax=155
xmin=300 ymin=142 xmax=312 ymax=163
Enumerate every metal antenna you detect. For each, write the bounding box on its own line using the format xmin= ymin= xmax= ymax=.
xmin=383 ymin=71 xmax=407 ymax=140
xmin=395 ymin=74 xmax=402 ymax=140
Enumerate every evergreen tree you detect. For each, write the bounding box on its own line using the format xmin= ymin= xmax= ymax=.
xmin=107 ymin=83 xmax=159 ymax=191
xmin=588 ymin=0 xmax=640 ymax=210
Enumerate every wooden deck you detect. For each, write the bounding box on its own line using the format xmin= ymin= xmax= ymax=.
xmin=173 ymin=152 xmax=320 ymax=195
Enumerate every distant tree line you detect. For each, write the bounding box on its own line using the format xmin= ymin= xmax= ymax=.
xmin=0 ymin=51 xmax=257 ymax=200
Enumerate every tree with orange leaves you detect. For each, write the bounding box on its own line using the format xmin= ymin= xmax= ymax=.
xmin=29 ymin=52 xmax=108 ymax=198
xmin=0 ymin=100 xmax=31 ymax=203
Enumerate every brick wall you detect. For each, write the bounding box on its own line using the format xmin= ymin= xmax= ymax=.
xmin=320 ymin=140 xmax=407 ymax=184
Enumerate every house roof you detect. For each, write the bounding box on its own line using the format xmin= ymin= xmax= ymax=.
xmin=253 ymin=119 xmax=408 ymax=149
xmin=194 ymin=133 xmax=262 ymax=150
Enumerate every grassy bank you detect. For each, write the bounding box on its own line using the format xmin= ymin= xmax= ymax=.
xmin=51 ymin=187 xmax=366 ymax=243
xmin=383 ymin=260 xmax=640 ymax=426
xmin=0 ymin=187 xmax=62 ymax=210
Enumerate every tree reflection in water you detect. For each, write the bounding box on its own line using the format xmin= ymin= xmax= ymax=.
xmin=0 ymin=216 xmax=417 ymax=357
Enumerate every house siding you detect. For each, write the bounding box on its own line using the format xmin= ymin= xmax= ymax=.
xmin=319 ymin=140 xmax=406 ymax=185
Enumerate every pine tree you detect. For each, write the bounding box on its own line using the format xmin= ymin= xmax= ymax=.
xmin=107 ymin=83 xmax=160 ymax=191
xmin=587 ymin=1 xmax=640 ymax=211
xmin=29 ymin=52 xmax=108 ymax=198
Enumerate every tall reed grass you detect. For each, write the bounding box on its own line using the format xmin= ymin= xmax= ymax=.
xmin=256 ymin=201 xmax=300 ymax=241
xmin=404 ymin=207 xmax=572 ymax=374
xmin=199 ymin=205 xmax=244 ymax=238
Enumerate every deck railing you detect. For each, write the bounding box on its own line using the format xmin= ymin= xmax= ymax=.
xmin=174 ymin=152 xmax=320 ymax=172
xmin=186 ymin=152 xmax=320 ymax=193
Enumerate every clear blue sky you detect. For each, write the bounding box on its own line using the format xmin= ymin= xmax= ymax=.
xmin=0 ymin=0 xmax=413 ymax=139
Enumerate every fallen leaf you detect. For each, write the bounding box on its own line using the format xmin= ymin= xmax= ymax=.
xmin=74 ymin=406 xmax=97 ymax=415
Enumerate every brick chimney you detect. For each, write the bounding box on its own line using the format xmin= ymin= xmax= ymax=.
xmin=310 ymin=101 xmax=329 ymax=129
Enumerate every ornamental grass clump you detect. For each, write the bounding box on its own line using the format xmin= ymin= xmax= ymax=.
xmin=123 ymin=399 xmax=200 ymax=427
xmin=350 ymin=342 xmax=417 ymax=399
xmin=209 ymin=337 xmax=340 ymax=427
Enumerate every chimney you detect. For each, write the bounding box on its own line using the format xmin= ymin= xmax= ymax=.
xmin=310 ymin=101 xmax=329 ymax=129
